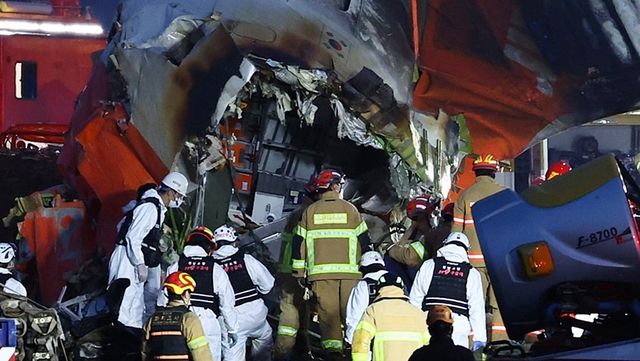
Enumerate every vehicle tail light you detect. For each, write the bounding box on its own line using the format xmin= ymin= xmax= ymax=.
xmin=518 ymin=241 xmax=554 ymax=278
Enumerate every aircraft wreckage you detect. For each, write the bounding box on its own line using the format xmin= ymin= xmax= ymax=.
xmin=3 ymin=0 xmax=640 ymax=360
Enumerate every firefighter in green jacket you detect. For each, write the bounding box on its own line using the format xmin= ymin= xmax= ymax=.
xmin=142 ymin=271 xmax=212 ymax=361
xmin=275 ymin=178 xmax=318 ymax=360
xmin=292 ymin=169 xmax=372 ymax=359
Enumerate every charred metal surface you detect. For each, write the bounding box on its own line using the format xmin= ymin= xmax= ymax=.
xmin=166 ymin=25 xmax=245 ymax=137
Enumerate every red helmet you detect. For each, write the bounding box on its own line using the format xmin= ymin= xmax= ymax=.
xmin=163 ymin=271 xmax=196 ymax=295
xmin=545 ymin=160 xmax=571 ymax=181
xmin=406 ymin=194 xmax=438 ymax=220
xmin=186 ymin=226 xmax=215 ymax=247
xmin=314 ymin=169 xmax=344 ymax=190
xmin=472 ymin=154 xmax=499 ymax=171
xmin=441 ymin=203 xmax=454 ymax=217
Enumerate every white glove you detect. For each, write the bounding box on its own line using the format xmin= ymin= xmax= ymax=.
xmin=228 ymin=332 xmax=238 ymax=348
xmin=136 ymin=264 xmax=148 ymax=283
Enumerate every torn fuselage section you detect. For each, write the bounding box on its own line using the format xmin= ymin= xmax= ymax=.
xmin=110 ymin=17 xmax=464 ymax=232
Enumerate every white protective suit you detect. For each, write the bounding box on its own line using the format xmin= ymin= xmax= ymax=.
xmin=160 ymin=245 xmax=239 ymax=360
xmin=108 ymin=188 xmax=165 ymax=329
xmin=409 ymin=243 xmax=487 ymax=348
xmin=213 ymin=245 xmax=275 ymax=361
xmin=0 ymin=268 xmax=26 ymax=296
xmin=344 ymin=269 xmax=388 ymax=344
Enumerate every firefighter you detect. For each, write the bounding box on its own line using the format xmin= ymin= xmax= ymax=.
xmin=162 ymin=226 xmax=239 ymax=361
xmin=108 ymin=171 xmax=189 ymax=336
xmin=142 ymin=271 xmax=212 ymax=361
xmin=409 ymin=232 xmax=486 ymax=350
xmin=275 ymin=179 xmax=318 ymax=361
xmin=345 ymin=251 xmax=388 ymax=344
xmin=291 ymin=169 xmax=372 ymax=358
xmin=351 ymin=274 xmax=429 ymax=361
xmin=545 ymin=160 xmax=572 ymax=181
xmin=451 ymin=154 xmax=505 ymax=341
xmin=213 ymin=225 xmax=274 ymax=361
xmin=0 ymin=243 xmax=26 ymax=296
xmin=386 ymin=195 xmax=452 ymax=289
xmin=408 ymin=305 xmax=475 ymax=361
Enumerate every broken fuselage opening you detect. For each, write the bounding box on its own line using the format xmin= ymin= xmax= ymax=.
xmin=214 ymin=89 xmax=396 ymax=232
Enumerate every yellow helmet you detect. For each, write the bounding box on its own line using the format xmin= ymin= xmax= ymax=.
xmin=163 ymin=271 xmax=196 ymax=295
xmin=472 ymin=154 xmax=499 ymax=171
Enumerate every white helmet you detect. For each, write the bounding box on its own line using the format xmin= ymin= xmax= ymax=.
xmin=0 ymin=243 xmax=15 ymax=264
xmin=443 ymin=232 xmax=470 ymax=250
xmin=360 ymin=251 xmax=384 ymax=267
xmin=161 ymin=172 xmax=189 ymax=196
xmin=214 ymin=225 xmax=238 ymax=244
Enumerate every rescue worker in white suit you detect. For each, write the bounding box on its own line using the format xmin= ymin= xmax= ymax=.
xmin=108 ymin=171 xmax=189 ymax=336
xmin=0 ymin=243 xmax=27 ymax=296
xmin=213 ymin=225 xmax=275 ymax=361
xmin=161 ymin=226 xmax=240 ymax=361
xmin=344 ymin=251 xmax=388 ymax=345
xmin=409 ymin=232 xmax=487 ymax=351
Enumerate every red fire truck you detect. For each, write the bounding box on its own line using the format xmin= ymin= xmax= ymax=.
xmin=0 ymin=0 xmax=104 ymax=149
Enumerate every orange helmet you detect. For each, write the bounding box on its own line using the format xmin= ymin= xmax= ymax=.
xmin=545 ymin=160 xmax=571 ymax=181
xmin=406 ymin=194 xmax=438 ymax=220
xmin=186 ymin=226 xmax=215 ymax=246
xmin=427 ymin=305 xmax=454 ymax=326
xmin=314 ymin=169 xmax=344 ymax=190
xmin=472 ymin=154 xmax=499 ymax=171
xmin=163 ymin=271 xmax=196 ymax=295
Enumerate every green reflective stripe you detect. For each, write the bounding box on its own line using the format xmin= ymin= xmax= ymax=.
xmin=321 ymin=339 xmax=343 ymax=350
xmin=292 ymin=259 xmax=305 ymax=270
xmin=313 ymin=213 xmax=348 ymax=224
xmin=355 ymin=220 xmax=368 ymax=236
xmin=308 ymin=263 xmax=360 ymax=276
xmin=278 ymin=232 xmax=294 ymax=273
xmin=410 ymin=241 xmax=425 ymax=260
xmin=294 ymin=225 xmax=307 ymax=237
xmin=372 ymin=331 xmax=428 ymax=360
xmin=352 ymin=353 xmax=369 ymax=361
xmin=306 ymin=229 xmax=357 ymax=239
xmin=187 ymin=336 xmax=208 ymax=350
xmin=356 ymin=320 xmax=376 ymax=335
xmin=305 ymin=228 xmax=359 ymax=274
xmin=375 ymin=331 xmax=429 ymax=342
xmin=277 ymin=325 xmax=298 ymax=337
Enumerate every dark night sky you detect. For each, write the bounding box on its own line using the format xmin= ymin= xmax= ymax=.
xmin=81 ymin=0 xmax=119 ymax=28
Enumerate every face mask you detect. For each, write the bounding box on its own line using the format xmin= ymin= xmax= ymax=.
xmin=168 ymin=192 xmax=184 ymax=208
xmin=168 ymin=198 xmax=183 ymax=208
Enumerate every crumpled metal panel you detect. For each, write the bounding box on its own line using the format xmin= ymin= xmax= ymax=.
xmin=115 ymin=23 xmax=253 ymax=167
xmin=332 ymin=98 xmax=383 ymax=150
xmin=18 ymin=196 xmax=94 ymax=306
xmin=119 ymin=0 xmax=413 ymax=105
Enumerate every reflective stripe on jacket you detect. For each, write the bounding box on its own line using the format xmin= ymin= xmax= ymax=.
xmin=352 ymin=286 xmax=429 ymax=361
xmin=279 ymin=204 xmax=309 ymax=274
xmin=292 ymin=190 xmax=371 ymax=281
xmin=451 ymin=176 xmax=503 ymax=267
xmin=142 ymin=301 xmax=212 ymax=361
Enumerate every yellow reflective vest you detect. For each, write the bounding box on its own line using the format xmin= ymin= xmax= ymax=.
xmin=292 ymin=190 xmax=371 ymax=281
xmin=352 ymin=286 xmax=429 ymax=361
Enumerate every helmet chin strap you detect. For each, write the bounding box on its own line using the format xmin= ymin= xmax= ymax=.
xmin=446 ymin=240 xmax=469 ymax=251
